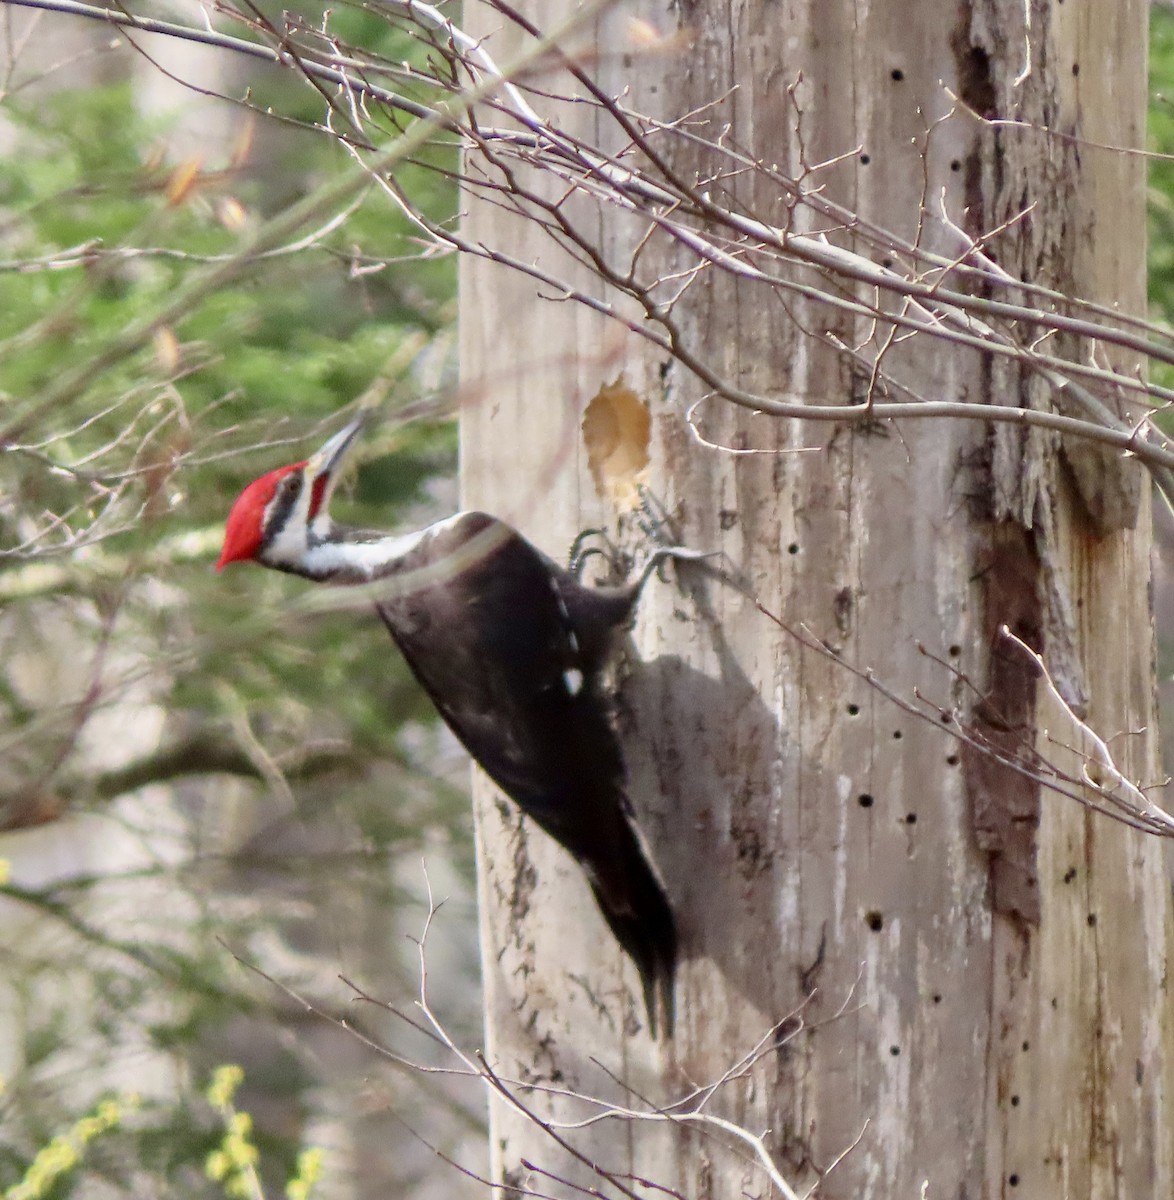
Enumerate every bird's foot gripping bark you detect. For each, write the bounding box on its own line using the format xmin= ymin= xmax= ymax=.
xmin=632 ymin=486 xmax=750 ymax=598
xmin=568 ymin=487 xmax=683 ymax=582
xmin=567 ymin=527 xmax=627 ymax=582
xmin=632 ymin=484 xmax=679 ymax=549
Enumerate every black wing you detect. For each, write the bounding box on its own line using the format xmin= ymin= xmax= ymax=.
xmin=374 ymin=512 xmax=676 ymax=1033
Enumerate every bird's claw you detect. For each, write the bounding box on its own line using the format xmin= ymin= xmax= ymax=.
xmin=633 ymin=484 xmax=679 ymax=549
xmin=568 ymin=527 xmax=626 ymax=582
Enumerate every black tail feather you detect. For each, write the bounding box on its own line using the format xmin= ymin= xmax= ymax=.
xmin=586 ymin=829 xmax=677 ymax=1039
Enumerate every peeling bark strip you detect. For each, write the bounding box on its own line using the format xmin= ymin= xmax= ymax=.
xmin=963 ymin=523 xmax=1043 ymax=923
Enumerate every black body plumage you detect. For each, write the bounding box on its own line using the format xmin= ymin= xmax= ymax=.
xmin=372 ymin=512 xmax=677 ymax=1035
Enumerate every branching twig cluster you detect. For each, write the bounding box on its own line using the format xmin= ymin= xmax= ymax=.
xmin=239 ymin=868 xmax=866 ymax=1200
xmin=2 ymin=0 xmax=1174 ymax=561
xmin=245 ymin=2 xmax=1174 ymax=494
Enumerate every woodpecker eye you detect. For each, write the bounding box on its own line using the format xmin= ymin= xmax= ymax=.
xmin=281 ymin=474 xmax=303 ymax=501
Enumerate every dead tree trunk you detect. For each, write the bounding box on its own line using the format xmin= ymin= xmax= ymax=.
xmin=459 ymin=1 xmax=1174 ymax=1195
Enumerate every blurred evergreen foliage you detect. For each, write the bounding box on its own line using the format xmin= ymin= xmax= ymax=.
xmin=0 ymin=7 xmax=482 ymax=1198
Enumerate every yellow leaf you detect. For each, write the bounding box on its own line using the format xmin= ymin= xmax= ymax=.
xmin=153 ymin=326 xmax=180 ymax=373
xmin=165 ymin=158 xmax=204 ymax=207
xmin=218 ymin=197 xmax=248 ymax=230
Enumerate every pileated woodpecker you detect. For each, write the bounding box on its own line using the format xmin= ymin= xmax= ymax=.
xmin=217 ymin=417 xmax=703 ymax=1036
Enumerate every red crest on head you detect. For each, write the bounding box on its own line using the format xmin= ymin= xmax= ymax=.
xmin=216 ymin=462 xmax=304 ymax=571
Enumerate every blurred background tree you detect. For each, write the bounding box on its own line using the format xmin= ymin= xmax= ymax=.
xmin=0 ymin=5 xmax=482 ymax=1198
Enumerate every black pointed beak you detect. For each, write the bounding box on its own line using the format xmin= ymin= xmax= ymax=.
xmin=306 ymin=416 xmax=366 ymax=513
xmin=310 ymin=416 xmax=365 ymax=475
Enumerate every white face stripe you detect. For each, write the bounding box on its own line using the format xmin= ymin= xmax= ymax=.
xmin=299 ymin=529 xmax=429 ymax=580
xmin=260 ymin=473 xmax=315 ymax=568
xmin=267 ymin=512 xmax=476 ymax=581
xmin=260 ymin=501 xmax=489 ymax=582
xmin=309 ymin=506 xmax=333 ymax=540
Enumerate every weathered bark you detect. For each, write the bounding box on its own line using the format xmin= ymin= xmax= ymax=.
xmin=460 ymin=2 xmax=1173 ymax=1197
